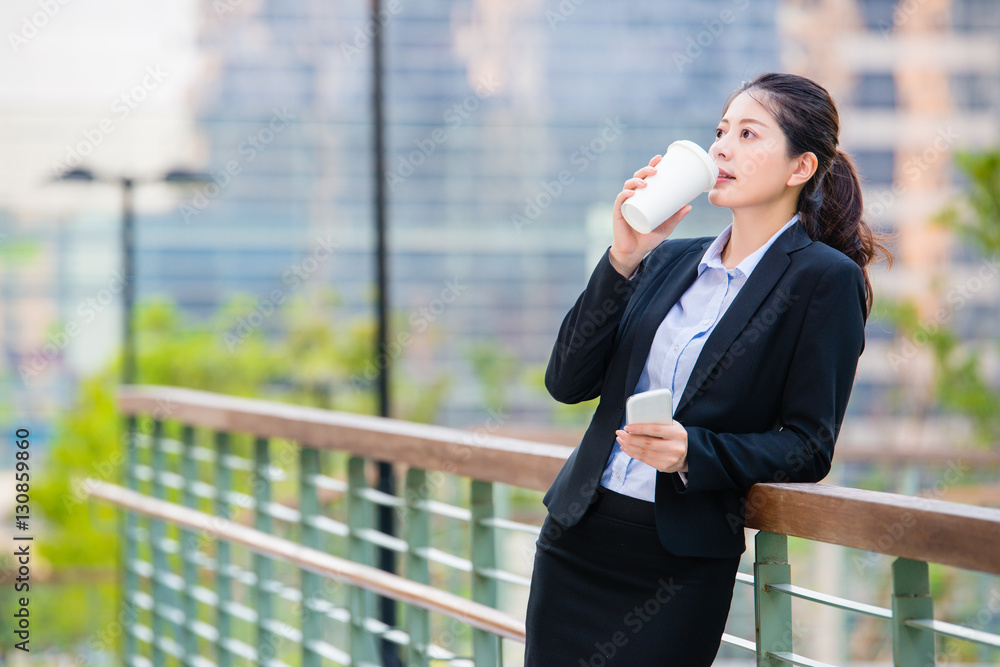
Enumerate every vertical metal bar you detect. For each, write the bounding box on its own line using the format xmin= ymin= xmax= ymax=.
xmin=215 ymin=431 xmax=232 ymax=667
xmin=149 ymin=419 xmax=167 ymax=667
xmin=348 ymin=456 xmax=380 ymax=664
xmin=404 ymin=468 xmax=430 ymax=667
xmin=754 ymin=531 xmax=792 ymax=667
xmin=179 ymin=425 xmax=199 ymax=659
xmin=255 ymin=437 xmax=276 ymax=664
xmin=375 ymin=461 xmax=398 ymax=665
xmin=892 ymin=557 xmax=936 ymax=667
xmin=122 ymin=415 xmax=139 ymax=662
xmin=121 ymin=176 xmax=135 ymax=385
xmin=471 ymin=479 xmax=500 ymax=666
xmin=371 ymin=0 xmax=401 ymax=655
xmin=975 ymin=571 xmax=991 ymax=665
xmin=900 ymin=462 xmax=919 ymax=496
xmin=447 ymin=475 xmax=463 ymax=613
xmin=300 ymin=446 xmax=323 ymax=667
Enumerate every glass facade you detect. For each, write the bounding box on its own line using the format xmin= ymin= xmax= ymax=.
xmin=137 ymin=0 xmax=783 ymax=425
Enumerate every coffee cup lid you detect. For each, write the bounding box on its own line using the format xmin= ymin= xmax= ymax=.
xmin=667 ymin=140 xmax=719 ymax=189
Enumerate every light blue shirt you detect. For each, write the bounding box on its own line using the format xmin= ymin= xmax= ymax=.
xmin=600 ymin=213 xmax=802 ymax=501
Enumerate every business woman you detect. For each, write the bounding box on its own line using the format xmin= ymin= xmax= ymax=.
xmin=523 ymin=72 xmax=893 ymax=665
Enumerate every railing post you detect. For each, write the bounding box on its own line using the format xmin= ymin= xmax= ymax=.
xmin=892 ymin=557 xmax=936 ymax=667
xmin=300 ymin=446 xmax=323 ymax=667
xmin=149 ymin=419 xmax=168 ymax=667
xmin=471 ymin=479 xmax=500 ymax=667
xmin=254 ymin=437 xmax=276 ymax=664
xmin=404 ymin=467 xmax=430 ymax=667
xmin=122 ymin=415 xmax=139 ymax=662
xmin=754 ymin=530 xmax=792 ymax=667
xmin=214 ymin=431 xmax=232 ymax=667
xmin=348 ymin=456 xmax=380 ymax=664
xmin=179 ymin=425 xmax=199 ymax=660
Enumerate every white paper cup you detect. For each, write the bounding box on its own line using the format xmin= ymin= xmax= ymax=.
xmin=621 ymin=140 xmax=719 ymax=234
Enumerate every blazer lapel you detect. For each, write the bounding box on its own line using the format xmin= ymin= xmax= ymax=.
xmin=671 ymin=246 xmax=789 ymax=417
xmin=673 ymin=222 xmax=813 ymax=416
xmin=618 ymin=221 xmax=814 ymax=416
xmin=618 ymin=241 xmax=709 ymax=339
xmin=622 ymin=246 xmax=705 ymax=397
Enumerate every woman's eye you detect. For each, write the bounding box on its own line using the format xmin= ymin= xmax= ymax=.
xmin=741 ymin=128 xmax=753 ymax=139
xmin=714 ymin=128 xmax=723 ymax=138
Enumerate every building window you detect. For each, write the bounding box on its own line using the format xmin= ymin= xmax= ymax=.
xmin=852 ymin=150 xmax=895 ymax=187
xmin=949 ymin=73 xmax=998 ymax=112
xmin=860 ymin=0 xmax=898 ymax=32
xmin=853 ymin=73 xmax=896 ymax=109
xmin=951 ymin=0 xmax=1000 ymax=32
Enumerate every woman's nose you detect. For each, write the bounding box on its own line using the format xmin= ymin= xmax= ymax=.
xmin=711 ymin=138 xmax=727 ymax=160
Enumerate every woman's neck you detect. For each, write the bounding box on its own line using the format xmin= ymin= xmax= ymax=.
xmin=721 ymin=206 xmax=798 ymax=270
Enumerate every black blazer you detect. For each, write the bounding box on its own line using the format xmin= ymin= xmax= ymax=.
xmin=542 ymin=219 xmax=868 ymax=558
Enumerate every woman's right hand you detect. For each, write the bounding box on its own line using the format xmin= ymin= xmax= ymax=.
xmin=610 ymin=154 xmax=692 ymax=277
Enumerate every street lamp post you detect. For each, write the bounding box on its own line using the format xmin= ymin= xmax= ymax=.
xmin=369 ymin=0 xmax=404 ymax=664
xmin=54 ymin=168 xmax=213 ymax=385
xmin=54 ymin=166 xmax=212 ymax=667
xmin=121 ymin=177 xmax=135 ymax=385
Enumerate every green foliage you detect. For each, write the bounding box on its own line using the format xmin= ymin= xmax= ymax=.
xmin=934 ymin=150 xmax=1000 ymax=255
xmin=465 ymin=340 xmax=520 ymax=414
xmin=17 ymin=288 xmax=454 ymax=656
xmin=133 ymin=295 xmax=282 ymax=395
xmin=33 ymin=378 xmax=121 ymax=567
xmin=0 ymin=236 xmax=41 ymax=264
xmin=881 ymin=148 xmax=1000 ymax=447
xmin=522 ymin=363 xmax=600 ymax=427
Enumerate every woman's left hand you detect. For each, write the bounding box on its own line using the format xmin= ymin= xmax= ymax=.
xmin=616 ymin=421 xmax=689 ymax=473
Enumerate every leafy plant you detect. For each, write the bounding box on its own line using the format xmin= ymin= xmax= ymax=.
xmin=881 ymin=149 xmax=1000 ymax=447
xmin=3 ymin=289 xmax=453 ymax=658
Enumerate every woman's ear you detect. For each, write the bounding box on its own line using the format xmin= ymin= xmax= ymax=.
xmin=787 ymin=152 xmax=818 ymax=187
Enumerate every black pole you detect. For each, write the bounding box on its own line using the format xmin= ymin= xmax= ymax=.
xmin=118 ymin=178 xmax=135 ymax=667
xmin=372 ymin=0 xmax=400 ymax=664
xmin=121 ymin=177 xmax=135 ymax=386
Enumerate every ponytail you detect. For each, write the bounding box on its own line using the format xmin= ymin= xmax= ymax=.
xmin=798 ymin=149 xmax=894 ymax=319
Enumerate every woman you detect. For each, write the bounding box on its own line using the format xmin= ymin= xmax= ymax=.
xmin=523 ymin=72 xmax=893 ymax=665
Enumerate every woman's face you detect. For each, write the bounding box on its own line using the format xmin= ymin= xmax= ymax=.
xmin=707 ymin=90 xmax=809 ymax=211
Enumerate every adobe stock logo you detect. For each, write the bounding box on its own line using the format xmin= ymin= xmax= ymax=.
xmin=7 ymin=0 xmax=73 ymax=53
xmin=672 ymin=0 xmax=751 ymax=72
xmin=339 ymin=0 xmax=405 ymax=62
xmin=50 ymin=65 xmax=169 ymax=176
xmin=511 ymin=116 xmax=627 ymax=233
xmin=385 ymin=75 xmax=501 ymax=192
xmin=178 ymin=107 xmax=297 ymax=222
xmin=19 ymin=270 xmax=129 ymax=381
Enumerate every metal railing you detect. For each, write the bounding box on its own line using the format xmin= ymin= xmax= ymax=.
xmin=85 ymin=385 xmax=1000 ymax=666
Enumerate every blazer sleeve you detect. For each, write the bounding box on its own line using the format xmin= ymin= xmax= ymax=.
xmin=676 ymin=258 xmax=867 ymax=494
xmin=544 ymin=246 xmax=643 ymax=404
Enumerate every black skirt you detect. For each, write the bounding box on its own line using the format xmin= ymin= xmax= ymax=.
xmin=524 ymin=486 xmax=741 ymax=666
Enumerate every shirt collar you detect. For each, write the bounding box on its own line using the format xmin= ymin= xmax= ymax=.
xmin=698 ymin=212 xmax=801 ymax=278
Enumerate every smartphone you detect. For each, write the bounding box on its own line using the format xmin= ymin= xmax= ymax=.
xmin=625 ymin=387 xmax=674 ymax=426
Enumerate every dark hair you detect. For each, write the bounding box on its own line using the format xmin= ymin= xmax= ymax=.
xmin=722 ymin=72 xmax=893 ymax=318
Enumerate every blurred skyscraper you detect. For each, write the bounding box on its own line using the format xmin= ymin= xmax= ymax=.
xmin=136 ymin=0 xmax=787 ymax=424
xmin=778 ymin=0 xmax=1000 ymax=452
xmin=0 ymin=2 xmax=997 ymax=661
xmin=3 ymin=0 xmax=999 ymax=453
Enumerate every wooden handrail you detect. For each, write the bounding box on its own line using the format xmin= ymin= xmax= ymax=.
xmin=745 ymin=483 xmax=1000 ymax=575
xmin=120 ymin=385 xmax=570 ymax=493
xmin=119 ymin=385 xmax=1000 ymax=576
xmin=85 ymin=479 xmax=527 ymax=642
